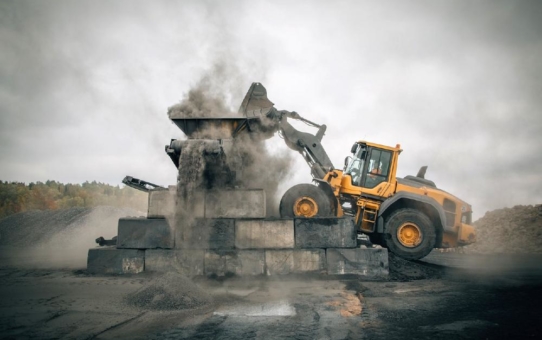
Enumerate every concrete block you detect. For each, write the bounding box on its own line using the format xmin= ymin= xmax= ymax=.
xmin=147 ymin=188 xmax=175 ymax=219
xmin=175 ymin=190 xmax=205 ymax=218
xmin=175 ymin=219 xmax=235 ymax=249
xmin=117 ymin=218 xmax=173 ymax=249
xmin=204 ymin=250 xmax=265 ymax=276
xmin=145 ymin=249 xmax=204 ymax=276
xmin=87 ymin=247 xmax=144 ymax=274
xmin=235 ymin=219 xmax=294 ymax=249
xmin=265 ymin=249 xmax=326 ymax=275
xmin=205 ymin=189 xmax=266 ymax=218
xmin=326 ymin=248 xmax=389 ymax=277
xmin=295 ymin=218 xmax=357 ymax=248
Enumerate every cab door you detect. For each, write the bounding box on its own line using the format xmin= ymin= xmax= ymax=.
xmin=360 ymin=148 xmax=395 ymax=198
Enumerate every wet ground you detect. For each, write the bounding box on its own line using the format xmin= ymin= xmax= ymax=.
xmin=1 ymin=251 xmax=542 ymax=339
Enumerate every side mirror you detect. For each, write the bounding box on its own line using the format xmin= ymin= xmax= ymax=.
xmin=344 ymin=156 xmax=352 ymax=168
xmin=350 ymin=143 xmax=358 ymax=154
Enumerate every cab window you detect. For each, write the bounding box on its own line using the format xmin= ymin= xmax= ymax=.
xmin=344 ymin=144 xmax=366 ymax=186
xmin=363 ymin=149 xmax=391 ymax=188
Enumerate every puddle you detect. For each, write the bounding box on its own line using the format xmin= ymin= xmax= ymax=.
xmin=393 ymin=288 xmax=422 ymax=294
xmin=212 ymin=287 xmax=259 ymax=297
xmin=213 ymin=300 xmax=296 ymax=317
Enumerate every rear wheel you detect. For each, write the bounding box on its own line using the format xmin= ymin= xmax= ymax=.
xmin=383 ymin=208 xmax=435 ymax=260
xmin=279 ymin=184 xmax=335 ymax=218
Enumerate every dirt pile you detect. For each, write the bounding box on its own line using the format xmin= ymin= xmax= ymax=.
xmin=125 ymin=272 xmax=212 ymax=311
xmin=388 ymin=253 xmax=443 ymax=281
xmin=0 ymin=206 xmax=142 ymax=247
xmin=0 ymin=206 xmax=143 ymax=268
xmin=465 ymin=204 xmax=542 ymax=254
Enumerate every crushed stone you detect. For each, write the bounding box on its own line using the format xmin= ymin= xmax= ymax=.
xmin=125 ymin=272 xmax=212 ymax=311
xmin=464 ymin=204 xmax=542 ymax=254
xmin=0 ymin=206 xmax=143 ymax=247
xmin=388 ymin=253 xmax=443 ymax=281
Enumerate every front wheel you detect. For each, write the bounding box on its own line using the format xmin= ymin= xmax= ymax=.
xmin=383 ymin=208 xmax=436 ymax=260
xmin=279 ymin=184 xmax=335 ymax=218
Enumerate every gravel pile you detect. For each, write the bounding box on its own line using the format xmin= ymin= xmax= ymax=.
xmin=0 ymin=206 xmax=143 ymax=247
xmin=388 ymin=253 xmax=443 ymax=281
xmin=463 ymin=204 xmax=542 ymax=254
xmin=125 ymin=272 xmax=212 ymax=311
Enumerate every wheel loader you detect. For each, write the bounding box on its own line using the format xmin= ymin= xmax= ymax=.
xmin=240 ymin=83 xmax=476 ymax=260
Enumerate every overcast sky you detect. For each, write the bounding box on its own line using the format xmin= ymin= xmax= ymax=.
xmin=1 ymin=0 xmax=541 ymax=218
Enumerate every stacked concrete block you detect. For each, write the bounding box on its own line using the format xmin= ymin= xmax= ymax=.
xmin=176 ymin=191 xmax=205 ymax=218
xmin=326 ymin=248 xmax=389 ymax=277
xmin=87 ymin=247 xmax=144 ymax=274
xmin=204 ymin=250 xmax=265 ymax=276
xmin=88 ymin=184 xmax=389 ymax=278
xmin=265 ymin=249 xmax=326 ymax=275
xmin=147 ymin=188 xmax=176 ymax=218
xmin=235 ymin=219 xmax=294 ymax=249
xmin=145 ymin=249 xmax=204 ymax=276
xmin=205 ymin=189 xmax=265 ymax=218
xmin=175 ymin=219 xmax=235 ymax=249
xmin=295 ymin=218 xmax=357 ymax=248
xmin=116 ymin=218 xmax=173 ymax=249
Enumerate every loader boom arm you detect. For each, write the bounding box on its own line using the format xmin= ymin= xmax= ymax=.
xmin=239 ymin=82 xmax=334 ymax=179
xmin=277 ymin=110 xmax=334 ymax=179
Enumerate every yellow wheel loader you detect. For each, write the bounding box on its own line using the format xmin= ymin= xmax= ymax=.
xmin=148 ymin=82 xmax=476 ymax=261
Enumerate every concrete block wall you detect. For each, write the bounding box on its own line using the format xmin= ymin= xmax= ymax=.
xmin=117 ymin=218 xmax=173 ymax=249
xmin=265 ymin=249 xmax=326 ymax=275
xmin=175 ymin=219 xmax=235 ymax=249
xmin=235 ymin=219 xmax=294 ymax=249
xmin=87 ymin=247 xmax=144 ymax=274
xmin=147 ymin=188 xmax=266 ymax=219
xmin=88 ymin=189 xmax=388 ymax=277
xmin=89 ymin=217 xmax=388 ymax=277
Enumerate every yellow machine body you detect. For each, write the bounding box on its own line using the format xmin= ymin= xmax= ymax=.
xmin=322 ymin=141 xmax=475 ymax=249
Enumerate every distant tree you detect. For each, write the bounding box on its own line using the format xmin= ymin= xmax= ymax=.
xmin=0 ymin=180 xmax=148 ymax=219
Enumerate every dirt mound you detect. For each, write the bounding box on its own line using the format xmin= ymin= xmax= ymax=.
xmin=465 ymin=205 xmax=542 ymax=254
xmin=388 ymin=253 xmax=443 ymax=281
xmin=0 ymin=206 xmax=144 ymax=268
xmin=0 ymin=206 xmax=142 ymax=247
xmin=125 ymin=272 xmax=212 ymax=311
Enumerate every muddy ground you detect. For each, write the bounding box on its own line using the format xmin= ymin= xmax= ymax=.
xmin=1 ymin=206 xmax=541 ymax=339
xmin=1 ymin=251 xmax=541 ymax=340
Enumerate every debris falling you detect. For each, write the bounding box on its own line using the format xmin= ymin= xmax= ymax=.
xmin=168 ymin=67 xmax=295 ymax=217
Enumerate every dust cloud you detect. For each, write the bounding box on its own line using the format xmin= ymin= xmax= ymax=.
xmin=0 ymin=206 xmax=143 ymax=268
xmin=168 ymin=63 xmax=295 ymax=217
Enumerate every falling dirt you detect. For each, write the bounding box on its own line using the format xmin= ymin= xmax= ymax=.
xmin=168 ymin=69 xmax=295 ymax=218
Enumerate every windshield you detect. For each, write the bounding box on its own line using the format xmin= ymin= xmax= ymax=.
xmin=345 ymin=144 xmax=366 ymax=186
xmin=363 ymin=148 xmax=392 ymax=188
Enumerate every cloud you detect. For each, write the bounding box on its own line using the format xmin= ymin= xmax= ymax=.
xmin=1 ymin=0 xmax=541 ymax=218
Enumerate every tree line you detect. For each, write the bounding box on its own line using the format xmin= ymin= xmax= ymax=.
xmin=0 ymin=180 xmax=148 ymax=219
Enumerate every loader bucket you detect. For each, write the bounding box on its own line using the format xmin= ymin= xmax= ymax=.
xmin=170 ymin=117 xmax=258 ymax=139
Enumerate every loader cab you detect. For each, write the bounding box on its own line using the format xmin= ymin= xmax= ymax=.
xmin=344 ymin=142 xmax=400 ymax=193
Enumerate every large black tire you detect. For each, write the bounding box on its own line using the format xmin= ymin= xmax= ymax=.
xmin=368 ymin=233 xmax=384 ymax=246
xmin=279 ymin=184 xmax=335 ymax=218
xmin=383 ymin=208 xmax=436 ymax=260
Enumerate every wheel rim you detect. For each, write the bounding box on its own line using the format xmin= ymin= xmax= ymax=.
xmin=293 ymin=196 xmax=319 ymax=217
xmin=397 ymin=223 xmax=422 ymax=247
